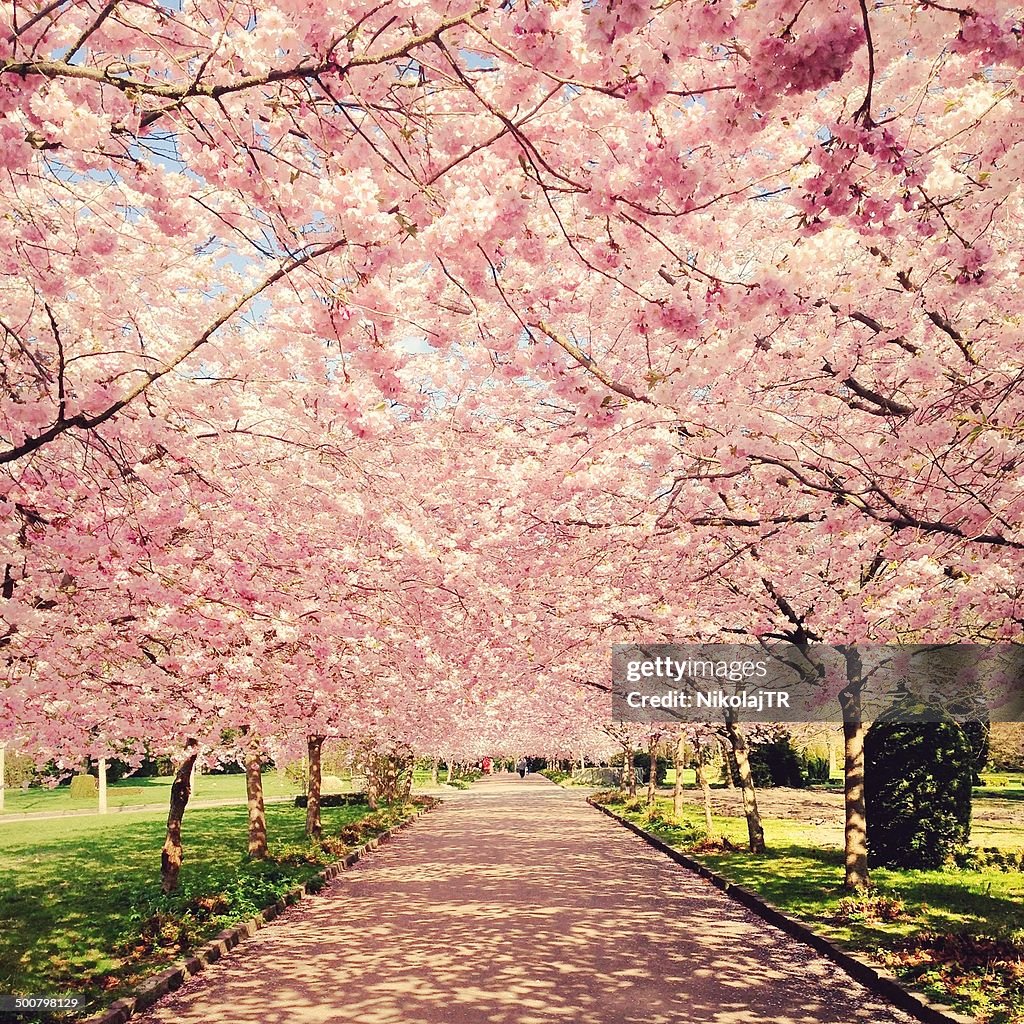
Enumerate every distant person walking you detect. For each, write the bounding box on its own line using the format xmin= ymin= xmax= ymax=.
xmin=516 ymin=757 xmax=527 ymax=779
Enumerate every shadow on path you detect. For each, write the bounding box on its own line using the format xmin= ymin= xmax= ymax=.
xmin=132 ymin=775 xmax=916 ymax=1024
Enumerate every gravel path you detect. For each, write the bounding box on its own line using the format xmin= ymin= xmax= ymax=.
xmin=131 ymin=775 xmax=918 ymax=1024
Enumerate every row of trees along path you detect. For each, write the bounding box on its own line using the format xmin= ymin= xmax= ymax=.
xmin=1 ymin=0 xmax=1022 ymax=898
xmin=130 ymin=775 xmax=919 ymax=1024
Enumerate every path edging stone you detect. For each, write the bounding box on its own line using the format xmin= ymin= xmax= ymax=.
xmin=83 ymin=802 xmax=437 ymax=1024
xmin=588 ymin=798 xmax=976 ymax=1024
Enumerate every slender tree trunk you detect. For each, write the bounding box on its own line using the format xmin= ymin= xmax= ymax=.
xmin=401 ymin=750 xmax=414 ymax=801
xmin=97 ymin=756 xmax=107 ymax=814
xmin=245 ymin=751 xmax=268 ymax=859
xmin=696 ymin=749 xmax=715 ymax=837
xmin=840 ymin=653 xmax=869 ymax=889
xmin=306 ymin=735 xmax=324 ymax=839
xmin=431 ymin=756 xmax=439 ymax=785
xmin=724 ymin=715 xmax=766 ymax=853
xmin=367 ymin=762 xmax=379 ymax=809
xmin=672 ymin=735 xmax=685 ymax=819
xmin=626 ymin=748 xmax=637 ymax=798
xmin=646 ymin=735 xmax=659 ymax=806
xmin=161 ymin=747 xmax=199 ymax=893
xmin=445 ymin=760 xmax=453 ymax=784
xmin=724 ymin=745 xmax=738 ymax=788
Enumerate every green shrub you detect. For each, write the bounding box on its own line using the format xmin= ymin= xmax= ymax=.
xmin=865 ymin=719 xmax=973 ymax=869
xmin=293 ymin=792 xmax=367 ymax=808
xmin=832 ymin=887 xmax=907 ymax=923
xmin=631 ymin=752 xmax=669 ymax=785
xmin=637 ymin=806 xmax=709 ymax=846
xmin=748 ymin=735 xmax=806 ymax=788
xmin=976 ymin=774 xmax=1011 ymax=788
xmin=3 ymin=749 xmax=36 ymax=789
xmin=952 ymin=846 xmax=1024 ymax=872
xmin=69 ymin=774 xmax=98 ymax=799
xmin=800 ymin=753 xmax=831 ymax=785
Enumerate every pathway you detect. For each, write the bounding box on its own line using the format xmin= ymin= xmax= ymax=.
xmin=131 ymin=775 xmax=917 ymax=1024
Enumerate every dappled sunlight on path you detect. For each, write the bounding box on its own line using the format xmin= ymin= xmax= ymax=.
xmin=132 ymin=775 xmax=915 ymax=1024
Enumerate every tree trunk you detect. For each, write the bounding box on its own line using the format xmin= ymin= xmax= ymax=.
xmin=626 ymin=748 xmax=637 ymax=798
xmin=445 ymin=760 xmax=453 ymax=784
xmin=367 ymin=761 xmax=379 ymax=809
xmin=672 ymin=735 xmax=685 ymax=819
xmin=161 ymin=747 xmax=199 ymax=893
xmin=696 ymin=749 xmax=715 ymax=838
xmin=431 ymin=756 xmax=439 ymax=785
xmin=97 ymin=756 xmax=107 ymax=814
xmin=839 ymin=653 xmax=869 ymax=889
xmin=723 ymin=745 xmax=738 ymax=787
xmin=245 ymin=751 xmax=267 ymax=859
xmin=305 ymin=735 xmax=324 ymax=839
xmin=724 ymin=715 xmax=766 ymax=853
xmin=646 ymin=735 xmax=659 ymax=806
xmin=400 ymin=750 xmax=414 ymax=801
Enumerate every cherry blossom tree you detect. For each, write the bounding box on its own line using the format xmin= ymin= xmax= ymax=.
xmin=2 ymin=0 xmax=1022 ymax=894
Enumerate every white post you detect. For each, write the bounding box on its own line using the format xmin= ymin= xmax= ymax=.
xmin=190 ymin=758 xmax=198 ymax=797
xmin=98 ymin=756 xmax=108 ymax=814
xmin=0 ymin=742 xmax=6 ymax=813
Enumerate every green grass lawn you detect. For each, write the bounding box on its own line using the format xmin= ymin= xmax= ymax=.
xmin=2 ymin=765 xmax=457 ymax=817
xmin=0 ymin=771 xmax=301 ymax=816
xmin=598 ymin=794 xmax=1024 ymax=1024
xmin=0 ymin=798 xmax=415 ymax=1018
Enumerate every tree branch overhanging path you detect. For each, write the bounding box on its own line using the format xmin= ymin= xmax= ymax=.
xmin=1 ymin=0 xmax=1021 ymax=929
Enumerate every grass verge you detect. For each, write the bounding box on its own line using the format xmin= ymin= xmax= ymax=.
xmin=0 ymin=797 xmax=435 ymax=1019
xmin=591 ymin=791 xmax=1024 ymax=1024
xmin=0 ymin=771 xmax=300 ymax=815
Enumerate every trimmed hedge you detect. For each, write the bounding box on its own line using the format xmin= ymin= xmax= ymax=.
xmin=293 ymin=793 xmax=368 ymax=808
xmin=865 ymin=719 xmax=973 ymax=869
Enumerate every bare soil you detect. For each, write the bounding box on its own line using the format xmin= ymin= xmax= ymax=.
xmin=707 ymin=785 xmax=1024 ymax=831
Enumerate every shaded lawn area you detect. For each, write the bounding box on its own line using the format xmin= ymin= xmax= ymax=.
xmin=0 ymin=770 xmax=300 ymax=815
xmin=0 ymin=799 xmax=397 ymax=1018
xmin=602 ymin=796 xmax=1024 ymax=1024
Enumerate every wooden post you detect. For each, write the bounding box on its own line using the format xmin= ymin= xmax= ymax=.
xmin=98 ymin=756 xmax=108 ymax=814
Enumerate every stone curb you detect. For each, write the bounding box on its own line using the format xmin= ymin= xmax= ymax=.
xmin=588 ymin=799 xmax=976 ymax=1024
xmin=83 ymin=802 xmax=437 ymax=1024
